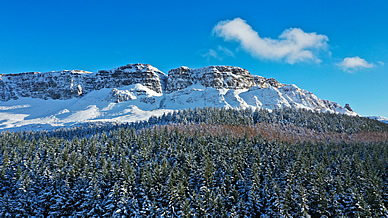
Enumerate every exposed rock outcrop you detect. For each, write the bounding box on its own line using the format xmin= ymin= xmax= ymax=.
xmin=0 ymin=64 xmax=166 ymax=101
xmin=166 ymin=66 xmax=285 ymax=92
xmin=95 ymin=64 xmax=167 ymax=93
xmin=0 ymin=70 xmax=92 ymax=100
xmin=345 ymin=103 xmax=353 ymax=112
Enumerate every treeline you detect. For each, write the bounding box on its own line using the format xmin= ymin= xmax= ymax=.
xmin=0 ymin=125 xmax=387 ymax=216
xmin=13 ymin=107 xmax=388 ymax=140
xmin=148 ymin=107 xmax=387 ymax=134
xmin=155 ymin=123 xmax=387 ymax=144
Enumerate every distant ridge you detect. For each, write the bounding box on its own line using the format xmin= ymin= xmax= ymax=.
xmin=0 ymin=63 xmax=358 ymax=130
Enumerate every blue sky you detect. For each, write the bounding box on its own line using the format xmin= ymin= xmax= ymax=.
xmin=0 ymin=0 xmax=387 ymax=117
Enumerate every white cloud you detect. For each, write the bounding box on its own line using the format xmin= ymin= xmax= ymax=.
xmin=217 ymin=45 xmax=234 ymax=57
xmin=201 ymin=45 xmax=234 ymax=61
xmin=213 ymin=18 xmax=329 ymax=64
xmin=337 ymin=56 xmax=375 ymax=72
xmin=201 ymin=49 xmax=218 ymax=60
xmin=378 ymin=61 xmax=384 ymax=66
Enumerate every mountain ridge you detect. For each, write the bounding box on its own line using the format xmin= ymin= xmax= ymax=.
xmin=0 ymin=63 xmax=359 ymax=131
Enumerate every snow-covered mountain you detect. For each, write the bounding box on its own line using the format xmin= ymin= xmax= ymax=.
xmin=0 ymin=63 xmax=358 ymax=131
xmin=366 ymin=116 xmax=388 ymax=124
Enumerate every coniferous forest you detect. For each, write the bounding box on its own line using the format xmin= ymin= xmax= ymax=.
xmin=0 ymin=107 xmax=387 ymax=217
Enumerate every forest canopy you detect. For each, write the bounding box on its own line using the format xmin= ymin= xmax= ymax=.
xmin=0 ymin=107 xmax=387 ymax=216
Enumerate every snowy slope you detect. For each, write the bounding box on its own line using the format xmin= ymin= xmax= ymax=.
xmin=366 ymin=116 xmax=388 ymax=124
xmin=0 ymin=64 xmax=358 ymax=131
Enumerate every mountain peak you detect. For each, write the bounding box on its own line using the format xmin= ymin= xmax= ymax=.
xmin=110 ymin=63 xmax=163 ymax=73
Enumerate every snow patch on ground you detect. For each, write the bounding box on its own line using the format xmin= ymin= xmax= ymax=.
xmin=0 ymin=82 xmax=360 ymax=131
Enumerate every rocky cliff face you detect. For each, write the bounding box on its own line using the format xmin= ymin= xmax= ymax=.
xmin=0 ymin=64 xmax=166 ymax=101
xmin=95 ymin=64 xmax=167 ymax=93
xmin=0 ymin=70 xmax=92 ymax=101
xmin=166 ymin=66 xmax=284 ymax=92
xmin=1 ymin=64 xmax=286 ymax=101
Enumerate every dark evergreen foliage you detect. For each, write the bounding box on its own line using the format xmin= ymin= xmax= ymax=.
xmin=147 ymin=107 xmax=387 ymax=134
xmin=0 ymin=107 xmax=387 ymax=216
xmin=10 ymin=107 xmax=386 ymax=141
